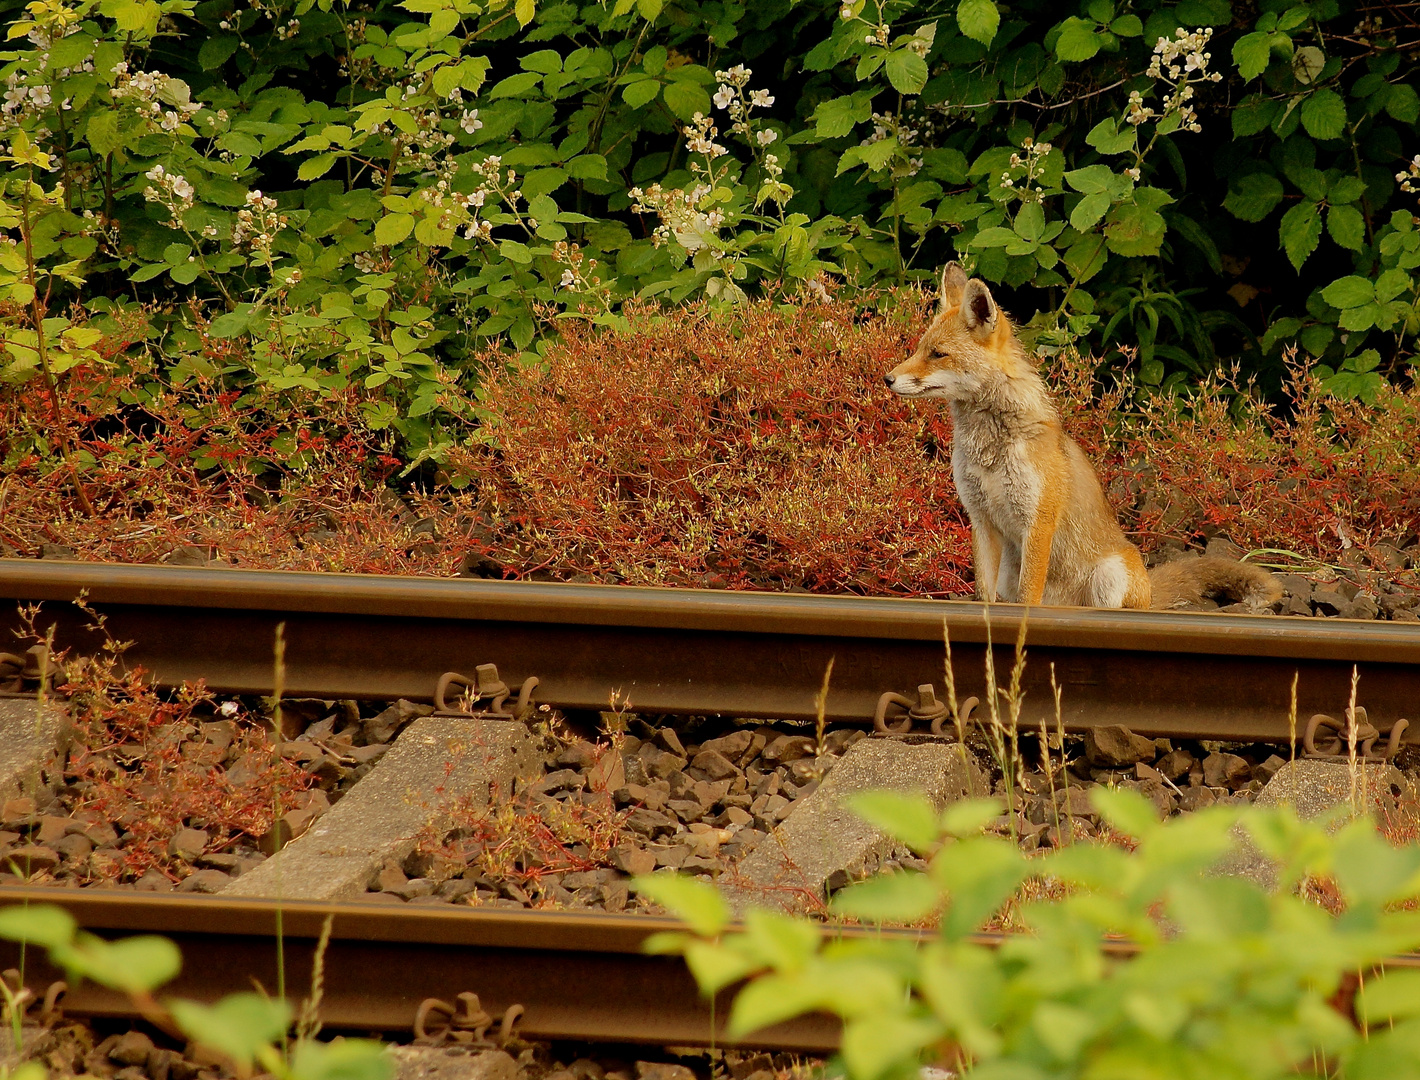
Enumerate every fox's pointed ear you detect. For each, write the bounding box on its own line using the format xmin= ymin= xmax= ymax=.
xmin=960 ymin=279 xmax=998 ymax=337
xmin=938 ymin=262 xmax=967 ymax=310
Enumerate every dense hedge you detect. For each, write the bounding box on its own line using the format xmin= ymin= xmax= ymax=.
xmin=0 ymin=0 xmax=1418 ymax=467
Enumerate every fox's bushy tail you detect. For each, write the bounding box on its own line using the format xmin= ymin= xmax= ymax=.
xmin=1148 ymin=555 xmax=1283 ymax=610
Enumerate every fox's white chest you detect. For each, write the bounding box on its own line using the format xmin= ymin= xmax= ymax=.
xmin=950 ymin=422 xmax=1042 ymax=541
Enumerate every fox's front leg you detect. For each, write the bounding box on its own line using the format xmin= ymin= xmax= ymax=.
xmin=971 ymin=519 xmax=1004 ymax=602
xmin=1017 ymin=495 xmax=1064 ymax=605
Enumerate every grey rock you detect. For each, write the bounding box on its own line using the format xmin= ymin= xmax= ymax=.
xmin=1084 ymin=725 xmax=1157 ymax=767
xmin=387 ymin=1047 xmax=523 ymax=1080
xmin=1220 ymin=760 xmax=1418 ymax=889
xmin=0 ymin=701 xmax=69 ymax=803
xmin=224 ymin=717 xmax=538 ymax=900
xmin=718 ymin=738 xmax=984 ymax=913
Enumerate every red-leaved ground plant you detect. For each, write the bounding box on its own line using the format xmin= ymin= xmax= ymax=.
xmin=1 ymin=294 xmax=1417 ymax=597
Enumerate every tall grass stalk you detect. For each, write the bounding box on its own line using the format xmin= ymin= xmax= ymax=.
xmin=271 ymin=622 xmax=288 ymax=1057
xmin=813 ymin=658 xmax=835 ymax=758
xmin=942 ymin=619 xmax=977 ymax=797
xmin=1345 ymin=665 xmax=1363 ymax=817
xmin=1046 ymin=664 xmax=1064 ymax=844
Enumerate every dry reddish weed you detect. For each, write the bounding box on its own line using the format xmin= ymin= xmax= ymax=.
xmin=1 ymin=295 xmax=1417 ymax=596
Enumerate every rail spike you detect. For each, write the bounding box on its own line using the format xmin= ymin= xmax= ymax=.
xmin=1302 ymin=706 xmax=1409 ymax=763
xmin=414 ymin=992 xmax=523 ymax=1047
xmin=433 ymin=664 xmax=538 ymax=721
xmin=873 ymin=683 xmax=978 ymax=737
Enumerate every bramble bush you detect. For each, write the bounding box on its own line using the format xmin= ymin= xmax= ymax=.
xmin=640 ymin=789 xmax=1420 ymax=1080
xmin=2 ymin=296 xmax=1418 ymax=592
xmin=0 ymin=0 xmax=1418 ymax=483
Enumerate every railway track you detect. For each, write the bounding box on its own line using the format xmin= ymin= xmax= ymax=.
xmin=3 ymin=559 xmax=1420 ymax=1055
xmin=3 ymin=560 xmax=1418 ymax=743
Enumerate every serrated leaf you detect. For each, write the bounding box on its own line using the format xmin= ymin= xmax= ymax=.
xmin=1321 ymin=275 xmax=1375 ymax=309
xmin=1300 ymin=88 xmax=1347 ymax=140
xmin=1070 ymin=191 xmax=1111 ymax=231
xmin=846 ymin=791 xmax=939 ymax=853
xmin=169 ymin=994 xmax=290 ymax=1071
xmin=375 ymin=213 xmax=414 ymax=246
xmin=662 ymin=80 xmax=710 ymax=120
xmin=514 ymin=0 xmax=534 ymax=26
xmin=1055 ymin=17 xmax=1102 ymax=62
xmin=1232 ymin=30 xmax=1275 ymax=81
xmin=499 ymin=239 xmax=533 ymax=264
xmin=830 ymin=871 xmax=940 ymax=922
xmin=1085 ymin=117 xmax=1135 ymax=155
xmin=621 ymin=78 xmax=659 ymax=109
xmin=884 ymin=50 xmax=928 ymax=95
xmin=1223 ymin=172 xmax=1284 ymax=222
xmin=1280 ymin=200 xmax=1322 ymax=269
xmin=1327 ymin=204 xmax=1365 ymax=251
xmin=632 ymin=873 xmax=729 ymax=936
xmin=297 ymin=152 xmax=337 ymax=181
xmin=957 ymin=0 xmax=999 ymax=45
xmin=86 ymin=110 xmax=122 ymax=157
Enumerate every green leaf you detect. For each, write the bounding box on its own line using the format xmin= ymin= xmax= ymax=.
xmin=1300 ymin=89 xmax=1347 ymax=140
xmin=884 ymin=50 xmax=929 ymax=96
xmin=957 ymin=0 xmax=1000 ymax=45
xmin=1014 ymin=202 xmax=1045 ymax=243
xmin=1055 ymin=17 xmax=1102 ymax=62
xmin=198 ymin=35 xmax=239 ymax=70
xmin=941 ymin=798 xmax=1004 ymax=837
xmin=297 ymin=152 xmax=338 ymax=181
xmin=1085 ymin=117 xmax=1135 ymax=155
xmin=70 ymin=934 xmax=181 ymax=994
xmin=846 ymin=791 xmax=939 ymax=853
xmin=1070 ymin=191 xmax=1111 ymax=232
xmin=520 ymin=49 xmax=562 ymax=74
xmin=830 ymin=871 xmax=940 ymax=922
xmin=208 ymin=310 xmax=253 ymax=338
xmin=1090 ymin=787 xmax=1159 ymax=839
xmin=841 ymin=1014 xmax=943 ymax=1080
xmin=662 ymin=80 xmax=711 ymax=120
xmin=1386 ymin=83 xmax=1420 ymax=124
xmin=0 ymin=904 xmax=76 ymax=950
xmin=514 ymin=0 xmax=534 ymax=27
xmin=86 ymin=110 xmax=123 ymax=157
xmin=812 ymin=94 xmax=872 ymax=139
xmin=1233 ymin=30 xmax=1276 ymax=81
xmin=1110 ymin=13 xmax=1142 ymax=35
xmin=375 ymin=213 xmax=414 ymax=246
xmin=289 ymin=1038 xmax=392 ymax=1080
xmin=632 ymin=873 xmax=729 ymax=937
xmin=1327 ymin=204 xmax=1365 ymax=251
xmin=169 ymin=994 xmax=291 ymax=1071
xmin=566 ymin=154 xmax=608 ymax=181
xmin=621 ymin=78 xmax=660 ymax=109
xmin=1280 ymin=200 xmax=1322 ymax=269
xmin=683 ymin=940 xmax=758 ymax=994
xmin=1358 ymin=971 xmax=1420 ymax=1024
xmin=1223 ymin=172 xmax=1284 ymax=222
xmin=1376 ymin=268 xmax=1412 ymax=304
xmin=499 ymin=239 xmax=533 ymax=264
xmin=170 ymin=262 xmax=201 ymax=285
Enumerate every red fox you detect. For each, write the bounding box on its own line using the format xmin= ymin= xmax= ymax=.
xmin=884 ymin=263 xmax=1282 ymax=610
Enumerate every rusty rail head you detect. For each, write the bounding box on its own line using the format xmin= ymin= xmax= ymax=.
xmin=4 ymin=559 xmax=1420 ymax=662
xmin=2 ymin=559 xmax=1418 ymax=742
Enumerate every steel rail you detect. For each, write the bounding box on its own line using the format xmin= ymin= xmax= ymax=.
xmin=3 ymin=888 xmax=1419 ymax=1052
xmin=0 ymin=887 xmax=856 ymax=1050
xmin=3 ymin=560 xmax=1418 ymax=742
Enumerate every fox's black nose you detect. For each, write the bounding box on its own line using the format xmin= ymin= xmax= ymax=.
xmin=883 ymin=374 xmax=894 ymax=387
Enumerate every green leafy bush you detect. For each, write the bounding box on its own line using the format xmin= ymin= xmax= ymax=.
xmin=2 ymin=0 xmax=1418 ymax=476
xmin=0 ymin=903 xmax=389 ymax=1080
xmin=641 ymin=791 xmax=1420 ymax=1079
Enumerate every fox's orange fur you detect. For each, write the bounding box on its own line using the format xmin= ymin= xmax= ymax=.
xmin=885 ymin=264 xmax=1282 ymax=611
